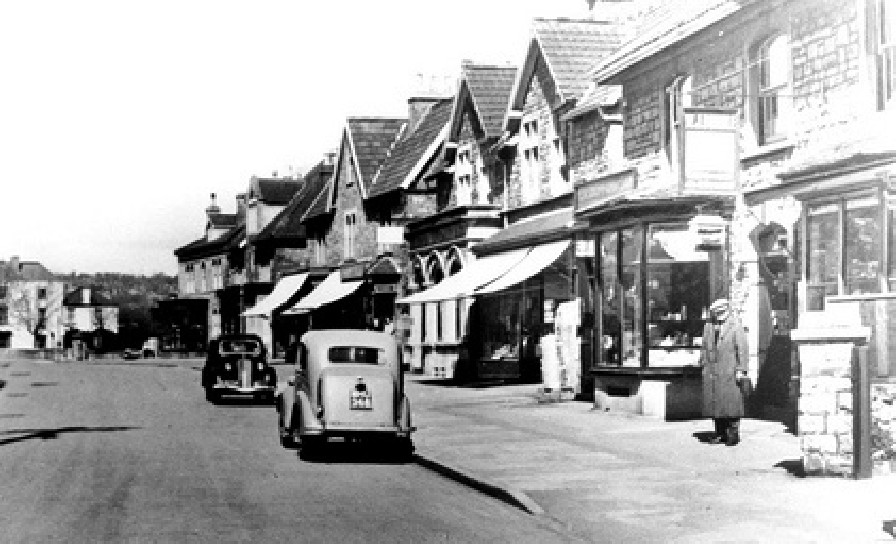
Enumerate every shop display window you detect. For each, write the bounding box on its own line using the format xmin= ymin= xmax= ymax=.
xmin=646 ymin=223 xmax=711 ymax=367
xmin=597 ymin=222 xmax=723 ymax=368
xmin=480 ymin=294 xmax=521 ymax=360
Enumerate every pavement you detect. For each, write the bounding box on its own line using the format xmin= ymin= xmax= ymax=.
xmin=404 ymin=375 xmax=896 ymax=543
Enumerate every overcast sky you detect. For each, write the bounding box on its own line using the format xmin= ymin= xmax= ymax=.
xmin=0 ymin=0 xmax=591 ymax=276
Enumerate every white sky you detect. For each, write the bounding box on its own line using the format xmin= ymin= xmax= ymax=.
xmin=0 ymin=0 xmax=590 ymax=276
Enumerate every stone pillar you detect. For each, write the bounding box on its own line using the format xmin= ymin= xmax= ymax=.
xmin=791 ymin=304 xmax=871 ymax=478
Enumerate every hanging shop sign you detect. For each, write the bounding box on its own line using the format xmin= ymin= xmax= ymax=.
xmin=682 ymin=107 xmax=740 ymax=193
xmin=688 ymin=213 xmax=727 ymax=250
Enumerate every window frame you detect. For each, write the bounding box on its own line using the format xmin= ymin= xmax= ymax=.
xmin=753 ymin=33 xmax=792 ymax=145
xmin=875 ymin=0 xmax=896 ymax=110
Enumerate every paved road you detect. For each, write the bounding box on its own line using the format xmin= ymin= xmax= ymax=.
xmin=0 ymin=358 xmax=580 ymax=543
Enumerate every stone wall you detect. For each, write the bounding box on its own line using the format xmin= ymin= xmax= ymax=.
xmin=872 ymin=383 xmax=896 ymax=473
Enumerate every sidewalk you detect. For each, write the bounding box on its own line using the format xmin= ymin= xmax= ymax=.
xmin=406 ymin=375 xmax=896 ymax=543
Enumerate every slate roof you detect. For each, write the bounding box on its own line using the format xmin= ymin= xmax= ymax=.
xmin=561 ymin=84 xmax=622 ymax=121
xmin=0 ymin=260 xmax=53 ymax=282
xmin=252 ymin=179 xmax=302 ymax=204
xmin=347 ymin=117 xmax=406 ymax=194
xmin=63 ymin=286 xmax=116 ymax=307
xmin=174 ymin=223 xmax=245 ymax=261
xmin=590 ymin=0 xmax=745 ymax=83
xmin=368 ymin=99 xmax=453 ymax=199
xmin=463 ymin=64 xmax=517 ymax=139
xmin=207 ymin=212 xmax=239 ymax=229
xmin=473 ymin=208 xmax=574 ymax=255
xmin=531 ymin=18 xmax=626 ymax=102
xmin=254 ymin=161 xmax=334 ymax=243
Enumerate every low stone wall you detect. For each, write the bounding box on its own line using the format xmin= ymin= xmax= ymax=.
xmin=872 ymin=383 xmax=896 ymax=473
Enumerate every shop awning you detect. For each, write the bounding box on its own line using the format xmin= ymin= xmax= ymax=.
xmin=283 ymin=271 xmax=362 ymax=314
xmin=475 ymin=240 xmax=570 ymax=295
xmin=241 ymin=273 xmax=309 ymax=317
xmin=397 ymin=248 xmax=529 ymax=304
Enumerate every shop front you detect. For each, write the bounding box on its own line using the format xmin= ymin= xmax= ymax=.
xmin=577 ymin=176 xmax=735 ymax=419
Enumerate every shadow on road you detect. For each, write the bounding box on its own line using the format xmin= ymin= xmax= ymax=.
xmin=412 ymin=378 xmax=524 ymax=389
xmin=298 ymin=441 xmax=414 ymax=465
xmin=774 ymin=459 xmax=807 ymax=478
xmin=0 ymin=426 xmax=141 ymax=446
xmin=211 ymin=396 xmax=276 ymax=408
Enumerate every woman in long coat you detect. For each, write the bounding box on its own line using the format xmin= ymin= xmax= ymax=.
xmin=701 ymin=299 xmax=749 ymax=445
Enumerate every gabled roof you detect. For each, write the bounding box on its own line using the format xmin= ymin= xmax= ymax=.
xmin=461 ymin=64 xmax=518 ymax=139
xmin=207 ymin=212 xmax=239 ymax=229
xmin=63 ymin=286 xmax=117 ymax=307
xmin=254 ymin=161 xmax=334 ymax=244
xmin=590 ymin=0 xmax=745 ymax=84
xmin=347 ymin=117 xmax=406 ymax=195
xmin=506 ymin=18 xmax=625 ymax=120
xmin=368 ymin=99 xmax=453 ymax=199
xmin=250 ymin=178 xmax=302 ymax=205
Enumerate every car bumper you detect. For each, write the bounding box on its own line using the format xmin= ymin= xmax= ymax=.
xmin=212 ymin=383 xmax=276 ymax=395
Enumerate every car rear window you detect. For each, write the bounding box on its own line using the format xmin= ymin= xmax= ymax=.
xmin=328 ymin=347 xmax=383 ymax=365
xmin=220 ymin=339 xmax=260 ymax=354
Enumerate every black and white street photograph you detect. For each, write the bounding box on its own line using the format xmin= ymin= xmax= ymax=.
xmin=1 ymin=0 xmax=895 ymax=542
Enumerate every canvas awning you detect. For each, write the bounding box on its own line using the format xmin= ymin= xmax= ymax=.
xmin=241 ymin=273 xmax=309 ymax=317
xmin=397 ymin=248 xmax=528 ymax=304
xmin=283 ymin=271 xmax=362 ymax=314
xmin=475 ymin=240 xmax=570 ymax=295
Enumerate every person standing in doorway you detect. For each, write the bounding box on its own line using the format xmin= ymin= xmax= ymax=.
xmin=701 ymin=298 xmax=750 ymax=446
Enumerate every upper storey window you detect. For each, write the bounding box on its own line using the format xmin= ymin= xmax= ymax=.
xmin=520 ymin=116 xmax=541 ymax=204
xmin=663 ymin=75 xmax=691 ymax=174
xmin=875 ymin=0 xmax=896 ymax=110
xmin=754 ymin=34 xmax=791 ymax=144
xmin=344 ymin=211 xmax=358 ymax=260
xmin=455 ymin=145 xmax=473 ymax=206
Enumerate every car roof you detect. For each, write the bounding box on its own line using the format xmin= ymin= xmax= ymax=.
xmin=215 ymin=334 xmax=263 ymax=342
xmin=300 ymin=329 xmax=395 ymax=350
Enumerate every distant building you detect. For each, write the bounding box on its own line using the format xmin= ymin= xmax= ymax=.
xmin=0 ymin=256 xmax=66 ymax=349
xmin=62 ymin=286 xmax=120 ymax=352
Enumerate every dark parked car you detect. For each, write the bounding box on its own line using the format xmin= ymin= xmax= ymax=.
xmin=201 ymin=334 xmax=277 ymax=403
xmin=122 ymin=348 xmax=142 ymax=360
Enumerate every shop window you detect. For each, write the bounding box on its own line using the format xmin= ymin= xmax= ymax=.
xmin=598 ymin=223 xmax=723 ymax=368
xmin=874 ymin=0 xmax=896 ymax=110
xmin=753 ymin=34 xmax=791 ymax=144
xmin=806 ymin=193 xmax=885 ymax=310
xmin=646 ymin=223 xmax=713 ymax=366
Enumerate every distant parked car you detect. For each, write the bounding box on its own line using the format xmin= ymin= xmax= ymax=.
xmin=276 ymin=330 xmax=413 ymax=457
xmin=202 ymin=334 xmax=276 ymax=403
xmin=122 ymin=348 xmax=142 ymax=360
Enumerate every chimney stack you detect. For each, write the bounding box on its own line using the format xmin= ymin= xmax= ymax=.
xmin=206 ymin=193 xmax=221 ymax=218
xmin=407 ymin=73 xmax=454 ymax=133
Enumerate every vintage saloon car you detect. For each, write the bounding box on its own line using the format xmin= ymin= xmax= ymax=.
xmin=276 ymin=330 xmax=413 ymax=456
xmin=201 ymin=334 xmax=277 ymax=403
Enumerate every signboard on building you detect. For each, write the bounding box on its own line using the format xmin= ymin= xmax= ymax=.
xmin=683 ymin=107 xmax=739 ymax=193
xmin=575 ymin=169 xmax=637 ymax=213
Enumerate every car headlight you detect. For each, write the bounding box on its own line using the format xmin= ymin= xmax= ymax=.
xmin=256 ymin=362 xmax=264 ymax=372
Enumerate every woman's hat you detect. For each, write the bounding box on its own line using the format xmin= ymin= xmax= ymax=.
xmin=709 ymin=298 xmax=730 ymax=314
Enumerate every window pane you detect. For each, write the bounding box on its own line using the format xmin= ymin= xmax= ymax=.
xmin=845 ymin=195 xmax=882 ymax=294
xmin=807 ymin=203 xmax=840 ymax=305
xmin=620 ymin=227 xmax=643 ymax=367
xmin=598 ymin=231 xmax=620 ymax=366
xmin=328 ymin=346 xmax=382 ymax=365
xmin=646 ymin=224 xmax=709 ymax=366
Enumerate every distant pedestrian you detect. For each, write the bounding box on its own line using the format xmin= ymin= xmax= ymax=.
xmin=701 ymin=298 xmax=749 ymax=446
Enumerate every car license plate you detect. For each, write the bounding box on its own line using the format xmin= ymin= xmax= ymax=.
xmin=350 ymin=390 xmax=372 ymax=410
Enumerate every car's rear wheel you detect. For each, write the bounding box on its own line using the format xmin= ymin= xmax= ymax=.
xmin=300 ymin=436 xmax=324 ymax=460
xmin=205 ymin=387 xmax=219 ymax=404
